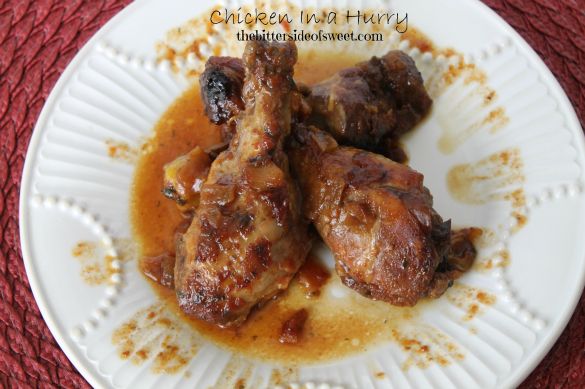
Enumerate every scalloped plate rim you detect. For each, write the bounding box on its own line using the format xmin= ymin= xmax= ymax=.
xmin=19 ymin=2 xmax=153 ymax=388
xmin=18 ymin=0 xmax=585 ymax=388
xmin=441 ymin=2 xmax=585 ymax=388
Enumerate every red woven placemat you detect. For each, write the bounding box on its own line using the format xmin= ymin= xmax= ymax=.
xmin=0 ymin=0 xmax=583 ymax=388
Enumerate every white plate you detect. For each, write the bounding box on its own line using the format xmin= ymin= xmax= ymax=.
xmin=19 ymin=0 xmax=585 ymax=388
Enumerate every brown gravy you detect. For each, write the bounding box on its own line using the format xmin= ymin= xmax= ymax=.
xmin=296 ymin=255 xmax=331 ymax=298
xmin=130 ymin=51 xmax=457 ymax=364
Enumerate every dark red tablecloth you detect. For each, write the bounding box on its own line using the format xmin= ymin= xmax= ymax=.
xmin=0 ymin=0 xmax=583 ymax=387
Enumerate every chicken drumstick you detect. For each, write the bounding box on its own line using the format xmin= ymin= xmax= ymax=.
xmin=174 ymin=41 xmax=311 ymax=327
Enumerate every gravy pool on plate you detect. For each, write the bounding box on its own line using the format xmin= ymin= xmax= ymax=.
xmin=131 ymin=50 xmax=432 ymax=363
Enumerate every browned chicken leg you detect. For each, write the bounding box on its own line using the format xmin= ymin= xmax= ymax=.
xmin=174 ymin=41 xmax=311 ymax=327
xmin=288 ymin=126 xmax=454 ymax=306
xmin=174 ymin=46 xmax=475 ymax=308
xmin=194 ymin=48 xmax=476 ymax=305
xmin=199 ymin=50 xmax=432 ymax=159
xmin=200 ymin=56 xmax=245 ymax=125
xmin=306 ymin=51 xmax=432 ymax=151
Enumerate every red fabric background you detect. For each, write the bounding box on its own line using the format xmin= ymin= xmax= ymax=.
xmin=0 ymin=0 xmax=583 ymax=387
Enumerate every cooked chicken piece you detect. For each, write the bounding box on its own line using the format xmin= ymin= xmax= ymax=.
xmin=307 ymin=50 xmax=432 ymax=152
xmin=162 ymin=146 xmax=211 ymax=212
xmin=425 ymin=227 xmax=481 ymax=297
xmin=445 ymin=228 xmax=481 ymax=273
xmin=162 ymin=140 xmax=232 ymax=213
xmin=139 ymin=222 xmax=191 ymax=290
xmin=175 ymin=41 xmax=311 ymax=327
xmin=288 ymin=126 xmax=455 ymax=306
xmin=195 ymin=48 xmax=476 ymax=306
xmin=141 ymin=253 xmax=176 ymax=289
xmin=200 ymin=56 xmax=245 ymax=126
xmin=198 ymin=51 xmax=431 ymax=160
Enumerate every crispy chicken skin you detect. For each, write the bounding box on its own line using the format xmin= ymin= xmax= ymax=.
xmin=198 ymin=51 xmax=431 ymax=157
xmin=200 ymin=56 xmax=245 ymax=126
xmin=288 ymin=126 xmax=452 ymax=306
xmin=174 ymin=41 xmax=311 ymax=327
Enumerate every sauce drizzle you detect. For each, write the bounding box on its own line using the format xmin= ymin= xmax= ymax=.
xmin=129 ymin=45 xmax=500 ymax=368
